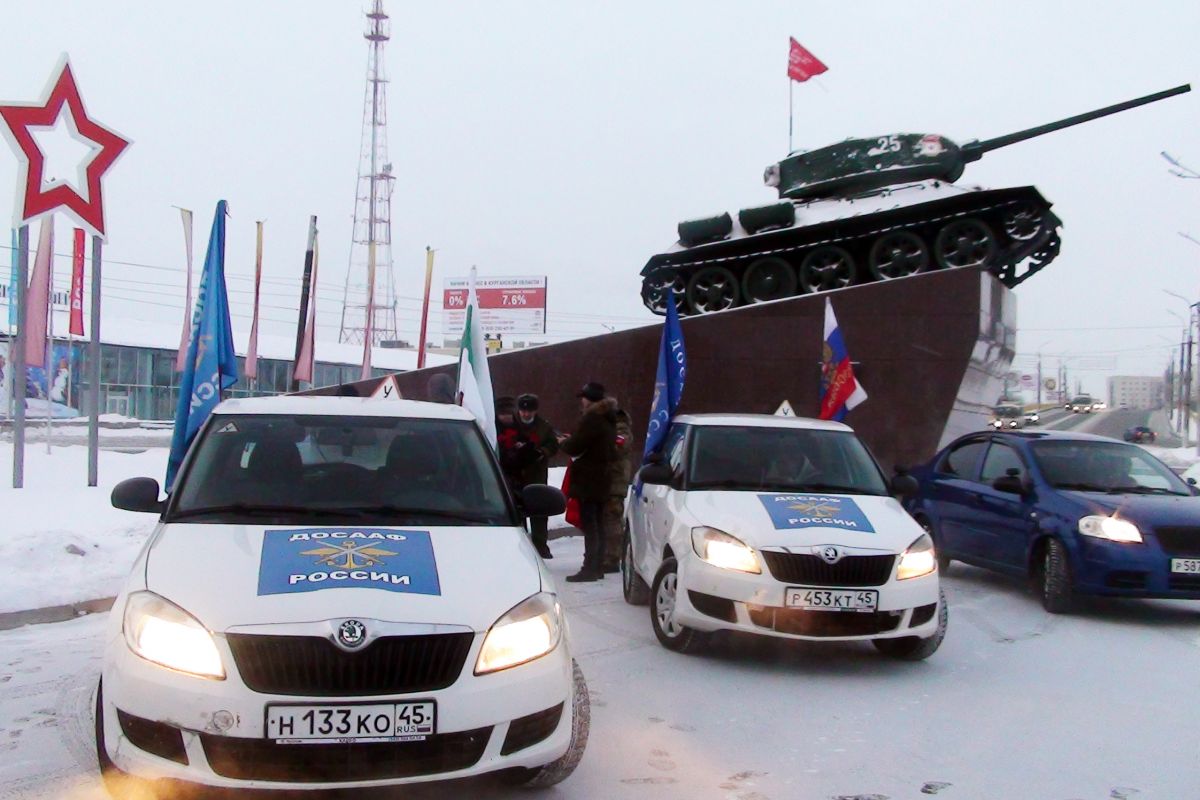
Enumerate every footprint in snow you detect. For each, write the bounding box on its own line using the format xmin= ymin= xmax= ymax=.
xmin=621 ymin=777 xmax=678 ymax=785
xmin=648 ymin=748 xmax=675 ymax=771
xmin=831 ymin=795 xmax=888 ymax=800
xmin=921 ymin=782 xmax=952 ymax=795
xmin=1111 ymin=789 xmax=1139 ymax=800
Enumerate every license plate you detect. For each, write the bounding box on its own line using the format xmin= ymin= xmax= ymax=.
xmin=1171 ymin=558 xmax=1200 ymax=574
xmin=266 ymin=701 xmax=436 ymax=744
xmin=785 ymin=587 xmax=879 ymax=612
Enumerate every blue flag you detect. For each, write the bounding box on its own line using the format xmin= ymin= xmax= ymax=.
xmin=643 ymin=293 xmax=686 ymax=459
xmin=166 ymin=201 xmax=238 ymax=490
xmin=7 ymin=229 xmax=17 ymax=328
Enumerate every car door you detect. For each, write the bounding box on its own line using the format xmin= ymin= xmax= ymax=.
xmin=633 ymin=424 xmax=687 ymax=578
xmin=972 ymin=441 xmax=1036 ymax=574
xmin=925 ymin=438 xmax=989 ymax=559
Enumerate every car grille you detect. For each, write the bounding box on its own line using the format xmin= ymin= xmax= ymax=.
xmin=761 ymin=552 xmax=895 ymax=587
xmin=199 ymin=727 xmax=491 ymax=782
xmin=748 ymin=606 xmax=902 ymax=637
xmin=1153 ymin=527 xmax=1200 ymax=557
xmin=226 ymin=632 xmax=474 ymax=696
xmin=1169 ymin=575 xmax=1200 ymax=592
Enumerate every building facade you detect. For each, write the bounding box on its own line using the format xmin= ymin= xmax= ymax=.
xmin=1107 ymin=375 xmax=1164 ymax=411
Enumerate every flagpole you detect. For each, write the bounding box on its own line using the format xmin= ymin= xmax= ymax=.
xmin=11 ymin=225 xmax=28 ymax=488
xmin=416 ymin=246 xmax=434 ymax=369
xmin=44 ymin=222 xmax=53 ymax=455
xmin=289 ymin=216 xmax=317 ymax=393
xmin=87 ymin=235 xmax=101 ymax=486
xmin=788 ymin=78 xmax=794 ymax=153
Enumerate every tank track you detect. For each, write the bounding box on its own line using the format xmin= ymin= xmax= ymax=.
xmin=640 ymin=186 xmax=1062 ymax=316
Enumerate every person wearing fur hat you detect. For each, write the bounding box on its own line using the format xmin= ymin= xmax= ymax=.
xmin=557 ymin=381 xmax=618 ymax=582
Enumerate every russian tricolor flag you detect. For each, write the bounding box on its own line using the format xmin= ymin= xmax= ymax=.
xmin=819 ymin=298 xmax=867 ymax=421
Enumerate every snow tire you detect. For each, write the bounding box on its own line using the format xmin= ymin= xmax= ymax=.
xmin=1039 ymin=538 xmax=1075 ymax=614
xmin=650 ymin=557 xmax=706 ymax=653
xmin=501 ymin=660 xmax=590 ymax=789
xmin=873 ymin=587 xmax=948 ymax=661
xmin=621 ymin=525 xmax=650 ymax=606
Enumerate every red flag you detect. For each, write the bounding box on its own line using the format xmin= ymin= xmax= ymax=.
xmin=245 ymin=221 xmax=263 ymax=380
xmin=69 ymin=228 xmax=85 ymax=336
xmin=788 ymin=37 xmax=828 ymax=83
xmin=24 ymin=217 xmax=53 ymax=365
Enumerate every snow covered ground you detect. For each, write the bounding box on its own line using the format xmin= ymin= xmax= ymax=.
xmin=2 ymin=439 xmax=1198 ymax=799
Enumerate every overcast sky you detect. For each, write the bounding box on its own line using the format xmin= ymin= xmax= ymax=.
xmin=0 ymin=1 xmax=1197 ymax=397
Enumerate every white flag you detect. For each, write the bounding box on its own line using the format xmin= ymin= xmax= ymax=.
xmin=456 ymin=268 xmax=496 ymax=448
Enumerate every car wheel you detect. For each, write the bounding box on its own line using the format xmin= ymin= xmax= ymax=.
xmin=621 ymin=524 xmax=650 ymax=606
xmin=95 ymin=680 xmax=158 ymax=800
xmin=501 ymin=660 xmax=591 ymax=788
xmin=650 ymin=557 xmax=705 ymax=653
xmin=917 ymin=517 xmax=952 ymax=574
xmin=1038 ymin=538 xmax=1075 ymax=614
xmin=872 ymin=588 xmax=948 ymax=661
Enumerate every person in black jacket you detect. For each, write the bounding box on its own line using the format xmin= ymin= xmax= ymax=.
xmin=511 ymin=393 xmax=559 ymax=559
xmin=558 ymin=382 xmax=618 ymax=582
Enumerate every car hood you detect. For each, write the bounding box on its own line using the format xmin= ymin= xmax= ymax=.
xmin=684 ymin=491 xmax=923 ymax=554
xmin=1059 ymin=491 xmax=1200 ymax=528
xmin=143 ymin=523 xmax=543 ymax=632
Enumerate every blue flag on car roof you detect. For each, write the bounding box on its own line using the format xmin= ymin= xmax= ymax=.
xmin=643 ymin=292 xmax=686 ymax=459
xmin=166 ymin=201 xmax=238 ymax=490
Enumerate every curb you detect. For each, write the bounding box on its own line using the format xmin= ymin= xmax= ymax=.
xmin=0 ymin=597 xmax=116 ymax=632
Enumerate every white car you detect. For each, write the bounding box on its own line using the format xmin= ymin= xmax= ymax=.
xmin=97 ymin=396 xmax=587 ymax=795
xmin=622 ymin=414 xmax=946 ymax=660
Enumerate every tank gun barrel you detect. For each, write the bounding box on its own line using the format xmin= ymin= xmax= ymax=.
xmin=961 ymin=83 xmax=1190 ymax=163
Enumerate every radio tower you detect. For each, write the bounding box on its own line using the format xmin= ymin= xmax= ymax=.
xmin=339 ymin=0 xmax=399 ymax=349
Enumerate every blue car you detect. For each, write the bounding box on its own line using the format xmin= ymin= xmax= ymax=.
xmin=904 ymin=430 xmax=1200 ymax=612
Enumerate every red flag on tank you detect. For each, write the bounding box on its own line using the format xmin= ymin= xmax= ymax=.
xmin=788 ymin=37 xmax=828 ymax=83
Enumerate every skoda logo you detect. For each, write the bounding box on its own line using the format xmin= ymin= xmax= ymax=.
xmin=336 ymin=619 xmax=367 ymax=649
xmin=819 ymin=546 xmax=842 ymax=565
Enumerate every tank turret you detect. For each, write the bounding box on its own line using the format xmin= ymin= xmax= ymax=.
xmin=641 ymin=85 xmax=1190 ymax=316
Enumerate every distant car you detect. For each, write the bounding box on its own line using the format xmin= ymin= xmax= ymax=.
xmin=905 ymin=430 xmax=1200 ymax=613
xmin=1069 ymin=396 xmax=1095 ymax=413
xmin=98 ymin=397 xmax=586 ymax=795
xmin=1023 ymin=409 xmax=1041 ymax=425
xmin=989 ymin=404 xmax=1025 ymax=430
xmin=1124 ymin=426 xmax=1157 ymax=444
xmin=623 ymin=414 xmax=946 ymax=660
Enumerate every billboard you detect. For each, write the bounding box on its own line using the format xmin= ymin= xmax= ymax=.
xmin=442 ymin=276 xmax=547 ymax=337
xmin=0 ymin=340 xmax=80 ymax=418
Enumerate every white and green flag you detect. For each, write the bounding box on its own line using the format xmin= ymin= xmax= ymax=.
xmin=457 ymin=268 xmax=496 ymax=448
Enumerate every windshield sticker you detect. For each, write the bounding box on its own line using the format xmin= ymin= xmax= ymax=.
xmin=257 ymin=528 xmax=441 ymax=597
xmin=757 ymin=494 xmax=876 ymax=533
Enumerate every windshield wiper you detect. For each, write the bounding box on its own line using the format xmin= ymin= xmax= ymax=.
xmin=1105 ymin=485 xmax=1188 ymax=496
xmin=1053 ymin=482 xmax=1111 ymax=492
xmin=336 ymin=505 xmax=499 ymax=524
xmin=168 ymin=503 xmax=350 ymax=521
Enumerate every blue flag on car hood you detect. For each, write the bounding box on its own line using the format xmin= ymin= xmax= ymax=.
xmin=643 ymin=293 xmax=686 ymax=459
xmin=166 ymin=201 xmax=238 ymax=490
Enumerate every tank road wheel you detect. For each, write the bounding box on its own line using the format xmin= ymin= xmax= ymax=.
xmin=1002 ymin=204 xmax=1045 ymax=242
xmin=643 ymin=270 xmax=689 ymax=315
xmin=798 ymin=245 xmax=857 ymax=293
xmin=934 ymin=218 xmax=997 ymax=269
xmin=868 ymin=231 xmax=930 ymax=280
xmin=687 ymin=266 xmax=740 ymax=314
xmin=742 ymin=257 xmax=797 ymax=304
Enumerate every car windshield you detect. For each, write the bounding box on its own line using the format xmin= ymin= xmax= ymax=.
xmin=687 ymin=425 xmax=889 ymax=495
xmin=994 ymin=405 xmax=1021 ymax=418
xmin=1030 ymin=439 xmax=1190 ymax=495
xmin=170 ymin=414 xmax=515 ymax=525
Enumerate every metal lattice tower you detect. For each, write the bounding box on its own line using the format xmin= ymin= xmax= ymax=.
xmin=339 ymin=0 xmax=399 ymax=346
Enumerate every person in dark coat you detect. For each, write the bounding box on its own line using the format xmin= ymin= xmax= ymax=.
xmin=510 ymin=393 xmax=559 ymax=559
xmin=494 ymin=396 xmax=521 ymax=478
xmin=426 ymin=372 xmax=456 ymax=404
xmin=557 ymin=382 xmax=618 ymax=582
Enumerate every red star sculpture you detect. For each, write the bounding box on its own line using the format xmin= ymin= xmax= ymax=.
xmin=0 ymin=56 xmax=130 ymax=238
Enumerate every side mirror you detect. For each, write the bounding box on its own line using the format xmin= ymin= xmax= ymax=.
xmin=992 ymin=469 xmax=1026 ymax=495
xmin=521 ymin=484 xmax=567 ymax=518
xmin=1188 ymin=477 xmax=1197 ymax=486
xmin=112 ymin=477 xmax=165 ymax=514
xmin=890 ymin=474 xmax=919 ymax=498
xmin=638 ymin=463 xmax=674 ymax=486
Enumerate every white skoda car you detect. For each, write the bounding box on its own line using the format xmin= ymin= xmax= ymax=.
xmin=97 ymin=397 xmax=586 ymax=795
xmin=623 ymin=414 xmax=946 ymax=659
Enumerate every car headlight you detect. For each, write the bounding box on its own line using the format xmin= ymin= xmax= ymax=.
xmin=1078 ymin=515 xmax=1142 ymax=543
xmin=691 ymin=527 xmax=761 ymax=573
xmin=475 ymin=592 xmax=562 ymax=675
xmin=896 ymin=533 xmax=937 ymax=580
xmin=123 ymin=591 xmax=225 ymax=679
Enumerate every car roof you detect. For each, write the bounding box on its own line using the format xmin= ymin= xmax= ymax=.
xmin=212 ymin=395 xmax=476 ymax=421
xmin=954 ymin=429 xmax=1130 ymax=445
xmin=672 ymin=413 xmax=852 ymax=432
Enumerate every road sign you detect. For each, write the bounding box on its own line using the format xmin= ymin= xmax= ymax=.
xmin=1020 ymin=374 xmax=1035 ymax=389
xmin=775 ymin=400 xmax=795 ymax=417
xmin=370 ymin=375 xmax=402 ymax=400
xmin=443 ymin=276 xmax=547 ymax=336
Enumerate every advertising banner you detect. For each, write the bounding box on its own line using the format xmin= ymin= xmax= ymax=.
xmin=442 ymin=276 xmax=546 ymax=336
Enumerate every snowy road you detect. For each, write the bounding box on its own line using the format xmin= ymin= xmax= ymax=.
xmin=2 ymin=537 xmax=1198 ymax=800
